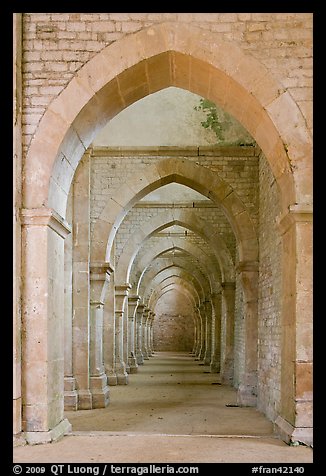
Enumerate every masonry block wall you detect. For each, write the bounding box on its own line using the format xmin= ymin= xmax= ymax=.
xmin=257 ymin=153 xmax=282 ymax=421
xmin=21 ymin=13 xmax=312 ymax=155
xmin=89 ymin=146 xmax=259 ymax=237
xmin=153 ymin=290 xmax=195 ymax=351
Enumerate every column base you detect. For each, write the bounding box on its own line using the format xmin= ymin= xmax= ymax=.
xmin=220 ymin=358 xmax=234 ymax=384
xmin=237 ymin=382 xmax=257 ymax=407
xmin=115 ymin=362 xmax=129 ymax=384
xmin=24 ymin=418 xmax=71 ymax=445
xmin=106 ymin=370 xmax=118 ymax=386
xmin=90 ymin=374 xmax=110 ymax=408
xmin=274 ymin=416 xmax=313 ymax=446
xmin=64 ymin=377 xmax=78 ymax=411
xmin=210 ymin=362 xmax=220 ymax=373
xmin=128 ymin=356 xmax=139 ymax=373
xmin=136 ymin=352 xmax=144 ymax=365
xmin=143 ymin=350 xmax=149 ymax=360
xmin=77 ymin=390 xmax=93 ymax=410
xmin=13 ymin=433 xmax=27 ymax=447
xmin=198 ymin=350 xmax=205 ymax=360
xmin=203 ymin=354 xmax=212 ymax=366
xmin=117 ymin=372 xmax=129 ymax=385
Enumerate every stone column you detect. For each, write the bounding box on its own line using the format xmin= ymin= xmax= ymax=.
xmin=198 ymin=303 xmax=206 ymax=361
xmin=13 ymin=12 xmax=23 ymax=443
xmin=146 ymin=311 xmax=153 ymax=356
xmin=63 ymin=192 xmax=78 ymax=411
xmin=115 ymin=284 xmax=131 ymax=384
xmin=275 ymin=205 xmax=313 ymax=446
xmin=123 ymin=295 xmax=130 ymax=375
xmin=142 ymin=307 xmax=150 ymax=360
xmin=89 ymin=263 xmax=113 ymax=407
xmin=135 ymin=303 xmax=145 ymax=365
xmin=103 ymin=276 xmax=117 ymax=385
xmin=71 ymin=153 xmax=92 ymax=410
xmin=193 ymin=307 xmax=202 ymax=359
xmin=236 ymin=263 xmax=258 ymax=406
xmin=149 ymin=312 xmax=155 ymax=355
xmin=191 ymin=315 xmax=197 ymax=355
xmin=21 ymin=208 xmax=72 ymax=444
xmin=210 ymin=290 xmax=222 ymax=373
xmin=220 ymin=282 xmax=236 ymax=384
xmin=127 ymin=295 xmax=140 ymax=373
xmin=203 ymin=300 xmax=213 ymax=365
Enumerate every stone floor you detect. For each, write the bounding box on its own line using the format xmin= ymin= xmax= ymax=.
xmin=14 ymin=352 xmax=313 ymax=463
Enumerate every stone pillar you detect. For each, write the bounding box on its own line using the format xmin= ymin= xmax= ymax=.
xmin=146 ymin=311 xmax=153 ymax=356
xmin=89 ymin=263 xmax=113 ymax=407
xmin=210 ymin=290 xmax=222 ymax=373
xmin=21 ymin=208 xmax=72 ymax=444
xmin=191 ymin=316 xmax=197 ymax=355
xmin=135 ymin=303 xmax=145 ymax=365
xmin=115 ymin=284 xmax=131 ymax=384
xmin=198 ymin=303 xmax=206 ymax=361
xmin=220 ymin=282 xmax=236 ymax=384
xmin=149 ymin=312 xmax=155 ymax=355
xmin=236 ymin=263 xmax=258 ymax=406
xmin=13 ymin=12 xmax=23 ymax=443
xmin=193 ymin=307 xmax=202 ymax=359
xmin=123 ymin=295 xmax=130 ymax=375
xmin=71 ymin=153 xmax=92 ymax=410
xmin=203 ymin=300 xmax=213 ymax=365
xmin=275 ymin=205 xmax=313 ymax=446
xmin=63 ymin=192 xmax=78 ymax=411
xmin=142 ymin=307 xmax=150 ymax=360
xmin=127 ymin=295 xmax=140 ymax=373
xmin=103 ymin=276 xmax=117 ymax=385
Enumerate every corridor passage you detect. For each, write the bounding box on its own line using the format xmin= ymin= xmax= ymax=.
xmin=66 ymin=352 xmax=274 ymax=436
xmin=14 ymin=352 xmax=313 ymax=463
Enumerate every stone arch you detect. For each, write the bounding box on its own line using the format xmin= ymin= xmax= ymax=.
xmin=131 ymin=239 xmax=222 ymax=297
xmin=95 ymin=159 xmax=255 ymax=263
xmin=115 ymin=207 xmax=235 ymax=284
xmin=153 ymin=285 xmax=198 ymax=309
xmin=149 ymin=277 xmax=201 ymax=309
xmin=20 ymin=20 xmax=312 ymax=443
xmin=137 ymin=258 xmax=214 ymax=299
xmin=143 ymin=266 xmax=207 ymax=303
xmin=24 ymin=22 xmax=310 ymax=218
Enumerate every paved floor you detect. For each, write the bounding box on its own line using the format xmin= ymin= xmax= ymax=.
xmin=14 ymin=352 xmax=313 ymax=463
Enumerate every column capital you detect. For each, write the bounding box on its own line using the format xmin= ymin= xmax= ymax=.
xmin=90 ymin=262 xmax=114 ymax=281
xmin=128 ymin=295 xmax=141 ymax=304
xmin=115 ymin=283 xmax=132 ymax=312
xmin=136 ymin=303 xmax=145 ymax=313
xmin=128 ymin=295 xmax=141 ymax=318
xmin=236 ymin=261 xmax=259 ymax=273
xmin=115 ymin=283 xmax=132 ymax=296
xmin=278 ymin=203 xmax=313 ymax=235
xmin=21 ymin=207 xmax=71 ymax=238
xmin=221 ymin=281 xmax=236 ymax=290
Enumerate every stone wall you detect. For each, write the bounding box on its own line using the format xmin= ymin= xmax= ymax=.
xmin=89 ymin=146 xmax=260 ymax=238
xmin=22 ymin=13 xmax=313 ymax=153
xmin=153 ymin=289 xmax=195 ymax=351
xmin=257 ymin=153 xmax=282 ymax=421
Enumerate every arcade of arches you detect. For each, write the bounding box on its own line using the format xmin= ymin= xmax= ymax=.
xmin=13 ymin=13 xmax=313 ymax=452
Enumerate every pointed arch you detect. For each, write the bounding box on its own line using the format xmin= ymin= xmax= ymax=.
xmin=130 ymin=238 xmax=222 ymax=294
xmin=24 ymin=22 xmax=310 ymax=219
xmin=115 ymin=206 xmax=235 ymax=284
